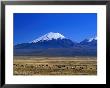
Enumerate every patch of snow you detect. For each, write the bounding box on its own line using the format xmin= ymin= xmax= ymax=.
xmin=31 ymin=32 xmax=66 ymax=43
xmin=88 ymin=36 xmax=97 ymax=42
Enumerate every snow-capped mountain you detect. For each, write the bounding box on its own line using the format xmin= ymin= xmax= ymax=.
xmin=80 ymin=37 xmax=97 ymax=45
xmin=31 ymin=32 xmax=65 ymax=43
xmin=15 ymin=32 xmax=75 ymax=49
xmin=14 ymin=33 xmax=97 ymax=56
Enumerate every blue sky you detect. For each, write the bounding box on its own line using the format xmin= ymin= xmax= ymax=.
xmin=14 ymin=13 xmax=97 ymax=45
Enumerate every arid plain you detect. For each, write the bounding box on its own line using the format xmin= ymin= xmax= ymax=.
xmin=13 ymin=56 xmax=97 ymax=75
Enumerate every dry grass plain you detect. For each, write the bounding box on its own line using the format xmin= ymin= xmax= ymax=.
xmin=13 ymin=56 xmax=97 ymax=75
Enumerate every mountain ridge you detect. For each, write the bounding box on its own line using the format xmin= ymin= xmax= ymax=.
xmin=14 ymin=32 xmax=97 ymax=56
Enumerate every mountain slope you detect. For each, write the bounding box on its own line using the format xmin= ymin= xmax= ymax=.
xmin=15 ymin=38 xmax=75 ymax=49
xmin=79 ymin=37 xmax=97 ymax=47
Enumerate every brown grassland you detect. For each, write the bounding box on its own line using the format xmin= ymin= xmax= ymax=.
xmin=13 ymin=56 xmax=97 ymax=75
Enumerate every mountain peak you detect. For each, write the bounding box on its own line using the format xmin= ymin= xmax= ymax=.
xmin=88 ymin=36 xmax=97 ymax=42
xmin=31 ymin=32 xmax=66 ymax=43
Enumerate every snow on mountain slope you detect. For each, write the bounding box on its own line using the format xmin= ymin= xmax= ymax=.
xmin=31 ymin=32 xmax=66 ymax=43
xmin=88 ymin=37 xmax=97 ymax=42
xmin=79 ymin=36 xmax=97 ymax=45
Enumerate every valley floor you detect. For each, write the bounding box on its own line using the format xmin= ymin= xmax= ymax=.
xmin=13 ymin=56 xmax=97 ymax=75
